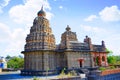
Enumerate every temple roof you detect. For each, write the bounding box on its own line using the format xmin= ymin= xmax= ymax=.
xmin=61 ymin=25 xmax=78 ymax=41
xmin=92 ymin=45 xmax=105 ymax=52
xmin=57 ymin=41 xmax=106 ymax=52
xmin=58 ymin=28 xmax=106 ymax=52
xmin=68 ymin=41 xmax=90 ymax=51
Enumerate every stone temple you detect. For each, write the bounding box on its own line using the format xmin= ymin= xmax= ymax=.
xmin=21 ymin=6 xmax=108 ymax=75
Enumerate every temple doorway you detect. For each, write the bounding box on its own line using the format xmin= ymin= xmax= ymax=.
xmin=77 ymin=59 xmax=84 ymax=68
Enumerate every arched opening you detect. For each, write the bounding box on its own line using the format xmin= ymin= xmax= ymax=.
xmin=96 ymin=56 xmax=100 ymax=66
xmin=93 ymin=57 xmax=95 ymax=62
xmin=102 ymin=56 xmax=105 ymax=61
xmin=77 ymin=59 xmax=84 ymax=68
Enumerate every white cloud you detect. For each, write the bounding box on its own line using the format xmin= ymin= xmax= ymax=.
xmin=84 ymin=15 xmax=97 ymax=21
xmin=80 ymin=24 xmax=120 ymax=55
xmin=99 ymin=5 xmax=120 ymax=22
xmin=9 ymin=0 xmax=53 ymax=24
xmin=4 ymin=28 xmax=27 ymax=56
xmin=0 ymin=0 xmax=53 ymax=57
xmin=46 ymin=12 xmax=54 ymax=20
xmin=0 ymin=22 xmax=27 ymax=57
xmin=0 ymin=0 xmax=10 ymax=13
xmin=0 ymin=23 xmax=11 ymax=42
xmin=104 ymin=34 xmax=120 ymax=55
xmin=59 ymin=6 xmax=63 ymax=9
xmin=84 ymin=5 xmax=120 ymax=22
xmin=80 ymin=24 xmax=106 ymax=33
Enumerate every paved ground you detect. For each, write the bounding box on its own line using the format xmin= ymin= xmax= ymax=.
xmin=0 ymin=71 xmax=58 ymax=80
xmin=0 ymin=71 xmax=86 ymax=80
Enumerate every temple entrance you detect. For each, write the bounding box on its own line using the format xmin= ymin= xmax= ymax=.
xmin=77 ymin=59 xmax=84 ymax=68
xmin=79 ymin=61 xmax=82 ymax=67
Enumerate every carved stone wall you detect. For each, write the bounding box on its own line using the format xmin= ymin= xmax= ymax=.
xmin=59 ymin=25 xmax=78 ymax=49
xmin=24 ymin=51 xmax=56 ymax=71
xmin=65 ymin=51 xmax=91 ymax=69
xmin=23 ymin=7 xmax=56 ymax=71
xmin=25 ymin=16 xmax=55 ymax=51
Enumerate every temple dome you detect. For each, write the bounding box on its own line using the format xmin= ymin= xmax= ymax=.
xmin=61 ymin=25 xmax=78 ymax=41
xmin=37 ymin=6 xmax=46 ymax=17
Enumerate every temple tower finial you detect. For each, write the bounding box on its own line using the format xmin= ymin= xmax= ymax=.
xmin=37 ymin=5 xmax=46 ymax=17
xmin=66 ymin=25 xmax=71 ymax=31
xmin=41 ymin=5 xmax=43 ymax=11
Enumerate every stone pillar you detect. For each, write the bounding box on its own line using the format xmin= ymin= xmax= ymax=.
xmin=66 ymin=52 xmax=71 ymax=69
xmin=31 ymin=53 xmax=34 ymax=70
xmin=104 ymin=54 xmax=108 ymax=66
xmin=98 ymin=55 xmax=102 ymax=66
xmin=43 ymin=52 xmax=49 ymax=71
xmin=90 ymin=52 xmax=94 ymax=67
xmin=0 ymin=68 xmax=2 ymax=72
xmin=24 ymin=54 xmax=26 ymax=70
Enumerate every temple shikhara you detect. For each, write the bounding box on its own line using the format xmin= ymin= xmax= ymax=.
xmin=21 ymin=6 xmax=108 ymax=75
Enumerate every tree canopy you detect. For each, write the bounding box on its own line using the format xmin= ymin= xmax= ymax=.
xmin=6 ymin=56 xmax=24 ymax=69
xmin=107 ymin=56 xmax=120 ymax=65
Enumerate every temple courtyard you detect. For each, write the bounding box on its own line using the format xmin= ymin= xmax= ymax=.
xmin=0 ymin=71 xmax=58 ymax=80
xmin=0 ymin=71 xmax=86 ymax=80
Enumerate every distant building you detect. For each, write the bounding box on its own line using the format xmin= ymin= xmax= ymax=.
xmin=21 ymin=6 xmax=108 ymax=75
xmin=0 ymin=57 xmax=7 ymax=69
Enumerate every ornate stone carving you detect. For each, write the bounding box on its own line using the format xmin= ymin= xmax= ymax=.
xmin=59 ymin=25 xmax=78 ymax=49
xmin=24 ymin=7 xmax=55 ymax=51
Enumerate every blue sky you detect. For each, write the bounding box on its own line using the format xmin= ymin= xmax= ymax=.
xmin=0 ymin=0 xmax=120 ymax=57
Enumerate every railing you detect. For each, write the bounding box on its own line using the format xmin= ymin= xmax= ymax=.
xmin=21 ymin=70 xmax=58 ymax=76
xmin=88 ymin=68 xmax=120 ymax=80
xmin=51 ymin=77 xmax=82 ymax=80
xmin=21 ymin=68 xmax=120 ymax=80
xmin=101 ymin=68 xmax=120 ymax=76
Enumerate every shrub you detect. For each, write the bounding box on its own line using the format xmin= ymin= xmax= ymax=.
xmin=99 ymin=67 xmax=106 ymax=71
xmin=109 ymin=66 xmax=115 ymax=69
xmin=69 ymin=70 xmax=77 ymax=76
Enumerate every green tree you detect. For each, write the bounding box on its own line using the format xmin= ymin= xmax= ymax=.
xmin=115 ymin=56 xmax=120 ymax=61
xmin=107 ymin=56 xmax=116 ymax=65
xmin=5 ymin=55 xmax=12 ymax=60
xmin=106 ymin=48 xmax=113 ymax=56
xmin=7 ymin=56 xmax=24 ymax=69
